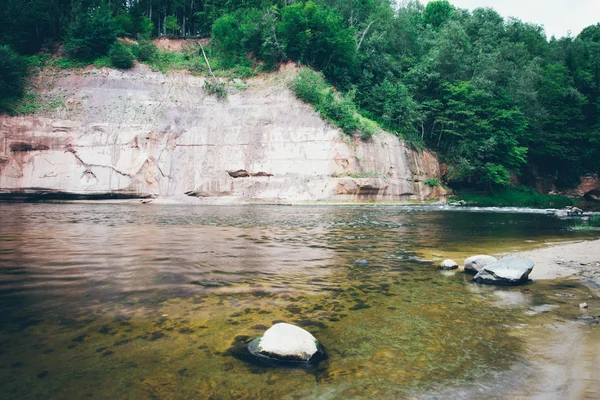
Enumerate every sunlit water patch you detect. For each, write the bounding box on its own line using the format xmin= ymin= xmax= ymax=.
xmin=0 ymin=204 xmax=597 ymax=399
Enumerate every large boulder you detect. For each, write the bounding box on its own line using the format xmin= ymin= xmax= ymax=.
xmin=473 ymin=257 xmax=535 ymax=286
xmin=247 ymin=323 xmax=325 ymax=363
xmin=464 ymin=255 xmax=498 ymax=274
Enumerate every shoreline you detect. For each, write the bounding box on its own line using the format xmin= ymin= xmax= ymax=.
xmin=505 ymin=240 xmax=600 ymax=399
xmin=508 ymin=240 xmax=600 ymax=290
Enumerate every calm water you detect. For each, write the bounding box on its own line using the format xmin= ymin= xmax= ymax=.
xmin=0 ymin=204 xmax=597 ymax=399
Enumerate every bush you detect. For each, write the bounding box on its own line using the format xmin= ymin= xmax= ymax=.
xmin=425 ymin=179 xmax=440 ymax=187
xmin=203 ymin=78 xmax=227 ymax=99
xmin=455 ymin=186 xmax=574 ymax=208
xmin=108 ymin=42 xmax=134 ymax=69
xmin=291 ymin=68 xmax=380 ymax=140
xmin=131 ymin=39 xmax=157 ymax=62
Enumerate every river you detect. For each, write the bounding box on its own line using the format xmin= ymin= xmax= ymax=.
xmin=0 ymin=203 xmax=598 ymax=399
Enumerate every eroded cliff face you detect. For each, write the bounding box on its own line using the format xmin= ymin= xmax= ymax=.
xmin=0 ymin=65 xmax=445 ymax=203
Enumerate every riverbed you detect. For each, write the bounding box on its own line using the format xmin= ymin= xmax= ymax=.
xmin=0 ymin=204 xmax=598 ymax=399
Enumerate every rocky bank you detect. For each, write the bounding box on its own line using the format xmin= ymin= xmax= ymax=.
xmin=0 ymin=65 xmax=445 ymax=203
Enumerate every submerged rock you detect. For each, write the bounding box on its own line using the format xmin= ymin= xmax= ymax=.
xmin=247 ymin=323 xmax=325 ymax=363
xmin=438 ymin=259 xmax=458 ymax=270
xmin=464 ymin=255 xmax=498 ymax=274
xmin=473 ymin=257 xmax=535 ymax=286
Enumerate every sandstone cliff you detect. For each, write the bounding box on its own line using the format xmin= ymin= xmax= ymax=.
xmin=0 ymin=65 xmax=445 ymax=203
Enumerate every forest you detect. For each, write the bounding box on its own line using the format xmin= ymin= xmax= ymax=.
xmin=0 ymin=0 xmax=599 ymax=190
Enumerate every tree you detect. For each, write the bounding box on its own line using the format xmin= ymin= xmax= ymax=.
xmin=64 ymin=4 xmax=119 ymax=60
xmin=278 ymin=1 xmax=357 ymax=85
xmin=165 ymin=15 xmax=180 ymax=35
xmin=422 ymin=0 xmax=455 ymax=28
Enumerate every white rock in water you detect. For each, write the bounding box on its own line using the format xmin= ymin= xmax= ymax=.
xmin=249 ymin=323 xmax=320 ymax=362
xmin=464 ymin=255 xmax=498 ymax=274
xmin=438 ymin=259 xmax=458 ymax=270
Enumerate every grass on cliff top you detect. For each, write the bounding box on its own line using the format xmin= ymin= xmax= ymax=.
xmin=6 ymin=41 xmax=263 ymax=115
xmin=291 ymin=68 xmax=381 ymax=140
xmin=24 ymin=41 xmax=262 ymax=78
xmin=454 ymin=186 xmax=574 ymax=208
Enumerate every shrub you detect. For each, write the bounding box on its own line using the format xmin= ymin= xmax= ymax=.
xmin=131 ymin=39 xmax=157 ymax=62
xmin=357 ymin=117 xmax=379 ymax=141
xmin=320 ymin=91 xmax=358 ymax=133
xmin=108 ymin=42 xmax=134 ymax=69
xmin=455 ymin=186 xmax=574 ymax=208
xmin=291 ymin=68 xmax=381 ymax=140
xmin=425 ymin=179 xmax=440 ymax=187
xmin=203 ymin=78 xmax=227 ymax=99
xmin=291 ymin=68 xmax=328 ymax=104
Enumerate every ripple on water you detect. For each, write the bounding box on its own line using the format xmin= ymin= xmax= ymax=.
xmin=0 ymin=203 xmax=597 ymax=399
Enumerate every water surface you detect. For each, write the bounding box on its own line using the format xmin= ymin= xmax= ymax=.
xmin=0 ymin=204 xmax=597 ymax=399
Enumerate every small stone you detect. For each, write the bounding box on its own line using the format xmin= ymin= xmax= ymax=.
xmin=580 ymin=303 xmax=589 ymax=309
xmin=438 ymin=259 xmax=458 ymax=270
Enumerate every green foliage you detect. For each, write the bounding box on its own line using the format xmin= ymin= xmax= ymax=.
xmin=108 ymin=42 xmax=134 ymax=69
xmin=131 ymin=39 xmax=157 ymax=62
xmin=10 ymin=90 xmax=68 ymax=115
xmin=0 ymin=45 xmax=28 ymax=111
xmin=424 ymin=179 xmax=440 ymax=187
xmin=64 ymin=5 xmax=118 ymax=60
xmin=203 ymin=78 xmax=227 ymax=99
xmin=211 ymin=2 xmax=357 ymax=84
xmin=568 ymin=214 xmax=600 ymax=232
xmin=93 ymin=56 xmax=112 ymax=68
xmin=360 ymin=79 xmax=419 ymax=136
xmin=292 ymin=68 xmax=380 ymax=139
xmin=456 ymin=187 xmax=574 ymax=208
xmin=278 ymin=1 xmax=357 ymax=84
xmin=165 ymin=15 xmax=180 ymax=34
xmin=114 ymin=13 xmax=135 ymax=36
xmin=422 ymin=1 xmax=455 ymax=28
xmin=211 ymin=9 xmax=262 ymax=66
xmin=47 ymin=57 xmax=80 ymax=69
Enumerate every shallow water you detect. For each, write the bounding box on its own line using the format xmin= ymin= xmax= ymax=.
xmin=0 ymin=204 xmax=598 ymax=399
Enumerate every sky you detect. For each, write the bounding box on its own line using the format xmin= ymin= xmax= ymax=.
xmin=419 ymin=0 xmax=600 ymax=38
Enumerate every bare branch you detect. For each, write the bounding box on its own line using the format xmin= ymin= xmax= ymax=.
xmin=357 ymin=21 xmax=375 ymax=51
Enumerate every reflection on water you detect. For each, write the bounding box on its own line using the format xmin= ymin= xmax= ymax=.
xmin=0 ymin=204 xmax=597 ymax=399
